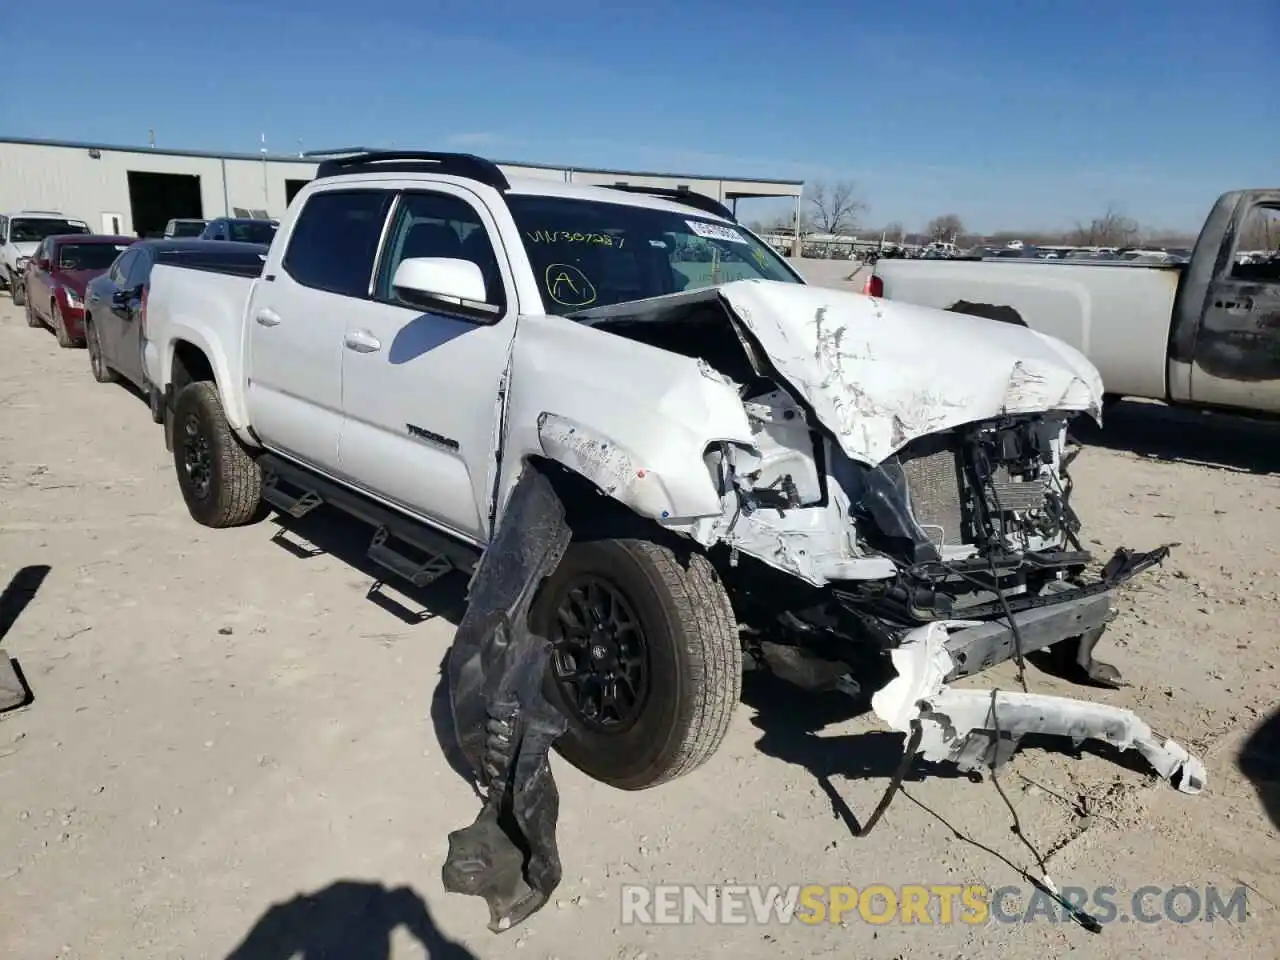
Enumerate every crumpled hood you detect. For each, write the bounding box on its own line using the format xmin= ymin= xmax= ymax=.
xmin=718 ymin=279 xmax=1104 ymax=466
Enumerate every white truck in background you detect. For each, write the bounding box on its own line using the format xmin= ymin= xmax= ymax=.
xmin=871 ymin=190 xmax=1280 ymax=416
xmin=138 ymin=150 xmax=1168 ymax=795
xmin=1 ymin=210 xmax=91 ymax=302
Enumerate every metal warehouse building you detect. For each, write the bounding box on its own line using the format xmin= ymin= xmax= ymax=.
xmin=0 ymin=136 xmax=803 ymax=241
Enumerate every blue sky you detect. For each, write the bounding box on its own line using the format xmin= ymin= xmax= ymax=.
xmin=3 ymin=0 xmax=1276 ymax=233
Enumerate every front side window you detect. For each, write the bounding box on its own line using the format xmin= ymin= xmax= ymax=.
xmin=506 ymin=194 xmax=800 ymax=316
xmin=282 ymin=191 xmax=393 ymax=297
xmin=58 ymin=242 xmax=131 ymax=272
xmin=375 ymin=191 xmax=504 ymax=305
xmin=10 ymin=218 xmax=90 ymax=243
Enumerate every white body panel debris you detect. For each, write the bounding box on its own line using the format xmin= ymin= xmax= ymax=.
xmin=719 ymin=280 xmax=1105 ymax=466
xmin=871 ymin=622 xmax=1207 ymax=794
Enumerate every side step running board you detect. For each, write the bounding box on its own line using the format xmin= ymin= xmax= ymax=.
xmin=261 ymin=472 xmax=323 ymax=519
xmin=258 ymin=454 xmax=480 ymax=587
xmin=368 ymin=525 xmax=454 ymax=587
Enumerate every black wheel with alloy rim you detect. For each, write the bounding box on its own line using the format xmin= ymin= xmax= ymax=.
xmin=170 ymin=380 xmax=262 ymax=528
xmin=181 ymin=414 xmax=214 ymax=501
xmin=548 ymin=576 xmax=651 ymax=733
xmin=532 ymin=537 xmax=741 ymax=791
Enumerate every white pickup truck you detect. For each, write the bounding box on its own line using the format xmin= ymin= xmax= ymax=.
xmin=872 ymin=189 xmax=1280 ymax=417
xmin=142 ymin=150 xmax=1167 ymax=792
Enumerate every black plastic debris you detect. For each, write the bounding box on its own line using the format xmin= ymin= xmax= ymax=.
xmin=442 ymin=465 xmax=571 ymax=933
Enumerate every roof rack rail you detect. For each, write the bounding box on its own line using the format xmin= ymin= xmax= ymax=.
xmin=602 ymin=184 xmax=736 ymax=222
xmin=313 ymin=150 xmax=510 ymax=191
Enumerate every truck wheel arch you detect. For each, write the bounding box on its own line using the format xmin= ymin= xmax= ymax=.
xmin=164 ymin=338 xmax=247 ymax=450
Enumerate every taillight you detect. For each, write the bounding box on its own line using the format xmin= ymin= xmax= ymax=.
xmin=862 ymin=274 xmax=884 ymax=298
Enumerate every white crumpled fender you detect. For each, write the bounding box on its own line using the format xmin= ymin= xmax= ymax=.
xmin=496 ymin=312 xmax=756 ymax=524
xmin=718 ymin=280 xmax=1105 ymax=467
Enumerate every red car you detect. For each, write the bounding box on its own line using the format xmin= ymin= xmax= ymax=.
xmin=23 ymin=234 xmax=137 ymax=347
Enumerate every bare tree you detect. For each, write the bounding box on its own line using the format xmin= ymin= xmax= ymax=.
xmin=881 ymin=221 xmax=905 ymax=242
xmin=926 ymin=214 xmax=965 ymax=243
xmin=806 ymin=181 xmax=867 ymax=235
xmin=1071 ymin=204 xmax=1141 ymax=247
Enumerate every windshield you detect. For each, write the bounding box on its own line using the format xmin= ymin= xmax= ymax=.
xmin=11 ymin=218 xmax=90 ymax=243
xmin=505 ymin=195 xmax=801 ymax=315
xmin=228 ymin=221 xmax=277 ymax=244
xmin=57 ymin=242 xmax=130 ymax=271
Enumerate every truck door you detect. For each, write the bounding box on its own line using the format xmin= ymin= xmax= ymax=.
xmin=336 ymin=186 xmax=517 ymax=544
xmin=1190 ymin=195 xmax=1280 ymax=413
xmin=245 ymin=188 xmax=395 ymax=475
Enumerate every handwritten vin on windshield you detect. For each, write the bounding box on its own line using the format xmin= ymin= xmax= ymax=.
xmin=527 ymin=230 xmax=624 ymax=248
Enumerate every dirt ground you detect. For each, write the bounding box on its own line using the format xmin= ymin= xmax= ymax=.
xmin=1 ymin=292 xmax=1277 ymax=960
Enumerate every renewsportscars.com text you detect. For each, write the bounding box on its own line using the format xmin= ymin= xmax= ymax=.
xmin=621 ymin=883 xmax=1249 ymax=926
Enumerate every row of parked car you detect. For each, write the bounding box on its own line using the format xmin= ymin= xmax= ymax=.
xmin=0 ymin=209 xmax=276 ymax=299
xmin=4 ymin=212 xmax=268 ymax=420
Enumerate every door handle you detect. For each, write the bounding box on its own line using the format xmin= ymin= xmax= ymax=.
xmin=344 ymin=330 xmax=382 ymax=353
xmin=255 ymin=309 xmax=282 ymax=327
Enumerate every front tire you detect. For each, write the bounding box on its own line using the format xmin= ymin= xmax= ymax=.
xmin=11 ymin=275 xmax=25 ymax=306
xmin=172 ymin=380 xmax=262 ymax=528
xmin=532 ymin=538 xmax=741 ymax=790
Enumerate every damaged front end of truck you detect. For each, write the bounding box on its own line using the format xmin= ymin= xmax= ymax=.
xmin=443 ymin=278 xmax=1196 ymax=932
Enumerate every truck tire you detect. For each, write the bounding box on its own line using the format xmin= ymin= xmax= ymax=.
xmin=531 ymin=538 xmax=741 ymax=791
xmin=172 ymin=380 xmax=262 ymax=528
xmin=11 ymin=274 xmax=25 ymax=306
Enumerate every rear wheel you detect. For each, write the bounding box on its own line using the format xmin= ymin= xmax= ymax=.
xmin=172 ymin=380 xmax=262 ymax=528
xmin=85 ymin=317 xmax=118 ymax=383
xmin=531 ymin=538 xmax=741 ymax=791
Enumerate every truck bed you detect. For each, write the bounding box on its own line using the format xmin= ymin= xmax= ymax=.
xmin=873 ymin=257 xmax=1182 ymax=401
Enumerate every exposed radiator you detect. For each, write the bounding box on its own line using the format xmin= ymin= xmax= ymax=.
xmin=899 ymin=436 xmax=967 ymax=547
xmin=988 ymin=468 xmax=1050 ymax=513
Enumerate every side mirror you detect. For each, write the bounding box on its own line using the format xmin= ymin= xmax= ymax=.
xmin=111 ymin=288 xmax=131 ymax=307
xmin=391 ymin=257 xmax=499 ymax=320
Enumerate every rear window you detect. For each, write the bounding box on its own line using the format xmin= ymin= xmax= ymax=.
xmin=57 ymin=242 xmax=130 ymax=271
xmin=228 ymin=221 xmax=277 ymax=245
xmin=169 ymin=221 xmax=206 ymax=237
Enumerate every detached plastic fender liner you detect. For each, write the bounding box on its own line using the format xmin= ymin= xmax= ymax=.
xmin=443 ymin=463 xmax=572 ymax=933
